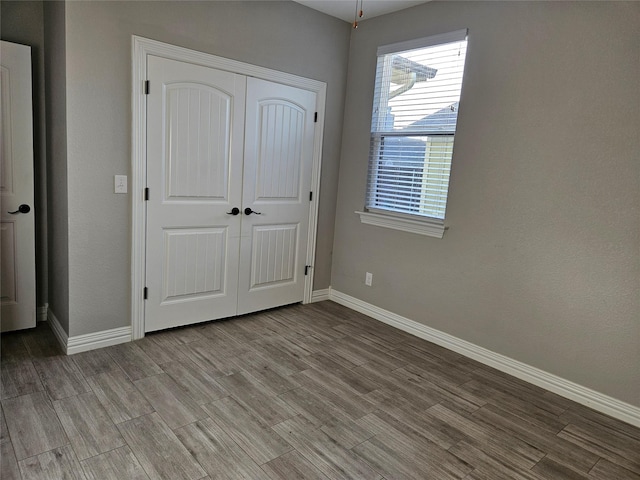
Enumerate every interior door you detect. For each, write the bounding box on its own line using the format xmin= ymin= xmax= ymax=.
xmin=145 ymin=55 xmax=246 ymax=332
xmin=237 ymin=77 xmax=316 ymax=314
xmin=0 ymin=41 xmax=36 ymax=332
xmin=145 ymin=56 xmax=317 ymax=332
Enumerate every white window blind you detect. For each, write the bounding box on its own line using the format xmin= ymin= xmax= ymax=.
xmin=366 ymin=29 xmax=468 ymax=221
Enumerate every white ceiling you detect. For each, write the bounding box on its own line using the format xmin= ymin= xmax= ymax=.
xmin=292 ymin=0 xmax=431 ymax=23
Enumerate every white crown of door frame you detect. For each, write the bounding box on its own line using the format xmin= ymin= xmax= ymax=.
xmin=131 ymin=35 xmax=327 ymax=340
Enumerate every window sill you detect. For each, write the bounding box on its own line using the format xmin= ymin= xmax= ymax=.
xmin=356 ymin=211 xmax=445 ymax=238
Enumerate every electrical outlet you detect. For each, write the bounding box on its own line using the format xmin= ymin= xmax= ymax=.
xmin=365 ymin=272 xmax=373 ymax=286
xmin=114 ymin=175 xmax=127 ymax=194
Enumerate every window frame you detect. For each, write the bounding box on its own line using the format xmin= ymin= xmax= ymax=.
xmin=357 ymin=29 xmax=468 ymax=238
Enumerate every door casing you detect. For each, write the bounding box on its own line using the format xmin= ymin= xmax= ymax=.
xmin=131 ymin=36 xmax=326 ymax=339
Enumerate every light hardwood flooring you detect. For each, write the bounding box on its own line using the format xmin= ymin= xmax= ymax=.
xmin=1 ymin=301 xmax=639 ymax=479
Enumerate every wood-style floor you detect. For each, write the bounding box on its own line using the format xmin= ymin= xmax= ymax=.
xmin=1 ymin=301 xmax=639 ymax=480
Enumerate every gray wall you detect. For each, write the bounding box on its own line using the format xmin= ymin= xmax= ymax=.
xmin=332 ymin=1 xmax=640 ymax=407
xmin=63 ymin=1 xmax=349 ymax=336
xmin=1 ymin=1 xmax=48 ymax=313
xmin=43 ymin=0 xmax=69 ymax=332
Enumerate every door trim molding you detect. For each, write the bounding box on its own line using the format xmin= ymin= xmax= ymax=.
xmin=131 ymin=36 xmax=327 ymax=340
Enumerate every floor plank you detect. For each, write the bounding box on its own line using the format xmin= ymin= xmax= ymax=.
xmin=148 ymin=325 xmax=205 ymax=348
xmin=561 ymin=405 xmax=640 ymax=442
xmin=397 ymin=365 xmax=486 ymax=415
xmin=2 ymin=392 xmax=68 ymax=460
xmin=134 ymin=373 xmax=208 ymax=429
xmin=1 ymin=359 xmax=44 ymax=399
xmin=71 ymin=349 xmax=120 ymax=377
xmin=174 ymin=418 xmax=270 ymax=480
xmin=178 ymin=339 xmax=241 ymax=376
xmin=558 ymin=422 xmax=640 ymax=475
xmin=161 ymin=360 xmax=228 ymax=405
xmin=134 ymin=337 xmax=187 ymax=366
xmin=20 ymin=324 xmax=62 ymax=358
xmin=352 ymin=436 xmax=430 ymax=479
xmin=229 ymin=351 xmax=300 ymax=395
xmin=250 ymin=337 xmax=311 ymax=377
xmin=356 ymin=410 xmax=474 ymax=478
xmin=531 ymin=456 xmax=590 ymax=480
xmin=588 ymin=458 xmax=640 ymax=480
xmin=203 ymin=396 xmax=292 ymax=465
xmin=32 ymin=356 xmax=91 ymax=400
xmin=364 ymin=406 xmax=465 ymax=451
xmin=449 ymin=441 xmax=542 ymax=480
xmin=17 ymin=445 xmax=86 ymax=480
xmin=80 ymin=446 xmax=150 ymax=480
xmin=472 ymin=403 xmax=600 ymax=473
xmin=105 ymin=343 xmax=163 ymax=381
xmin=280 ymin=386 xmax=372 ymax=443
xmin=302 ymin=353 xmax=381 ymax=394
xmin=117 ymin=412 xmax=206 ymax=480
xmin=86 ymin=369 xmax=154 ymax=424
xmin=273 ymin=415 xmax=382 ymax=480
xmin=53 ymin=392 xmax=125 ymax=460
xmin=215 ymin=371 xmax=297 ymax=426
xmin=0 ymin=403 xmax=9 ymax=443
xmin=424 ymin=403 xmax=545 ymax=469
xmin=1 ymin=440 xmax=21 ymax=480
xmin=356 ymin=419 xmax=472 ymax=479
xmin=261 ymin=450 xmax=330 ymax=480
xmin=1 ymin=334 xmax=30 ymax=363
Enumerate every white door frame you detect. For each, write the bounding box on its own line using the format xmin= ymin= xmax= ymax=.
xmin=131 ymin=36 xmax=326 ymax=340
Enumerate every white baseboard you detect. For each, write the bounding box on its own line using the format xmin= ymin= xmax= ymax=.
xmin=46 ymin=308 xmax=132 ymax=355
xmin=37 ymin=304 xmax=49 ymax=322
xmin=47 ymin=308 xmax=68 ymax=353
xmin=311 ymin=287 xmax=331 ymax=303
xmin=329 ymin=289 xmax=640 ymax=428
xmin=66 ymin=326 xmax=132 ymax=355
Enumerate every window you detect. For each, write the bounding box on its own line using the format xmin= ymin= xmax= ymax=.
xmin=358 ymin=29 xmax=468 ymax=238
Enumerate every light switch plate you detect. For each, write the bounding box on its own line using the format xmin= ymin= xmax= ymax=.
xmin=114 ymin=175 xmax=127 ymax=194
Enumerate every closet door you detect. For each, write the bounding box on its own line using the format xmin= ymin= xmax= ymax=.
xmin=145 ymin=56 xmax=246 ymax=332
xmin=237 ymin=78 xmax=316 ymax=314
xmin=144 ymin=57 xmax=317 ymax=333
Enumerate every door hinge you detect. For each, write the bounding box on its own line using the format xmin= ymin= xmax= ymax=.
xmin=314 ymin=112 xmax=318 ymax=123
xmin=309 ymin=191 xmax=313 ymax=201
xmin=144 ymin=187 xmax=149 ymax=201
xmin=305 ymin=265 xmax=312 ymax=276
xmin=144 ymin=80 xmax=150 ymax=95
xmin=143 ymin=287 xmax=148 ymax=300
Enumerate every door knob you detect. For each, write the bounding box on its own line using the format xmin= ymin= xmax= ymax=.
xmin=244 ymin=208 xmax=261 ymax=215
xmin=226 ymin=207 xmax=240 ymax=215
xmin=8 ymin=204 xmax=30 ymax=214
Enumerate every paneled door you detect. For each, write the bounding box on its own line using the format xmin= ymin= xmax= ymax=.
xmin=237 ymin=77 xmax=315 ymax=315
xmin=145 ymin=56 xmax=246 ymax=332
xmin=0 ymin=41 xmax=36 ymax=332
xmin=144 ymin=56 xmax=316 ymax=332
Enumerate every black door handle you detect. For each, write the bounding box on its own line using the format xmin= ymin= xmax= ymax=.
xmin=8 ymin=204 xmax=30 ymax=215
xmin=226 ymin=207 xmax=240 ymax=215
xmin=244 ymin=208 xmax=261 ymax=215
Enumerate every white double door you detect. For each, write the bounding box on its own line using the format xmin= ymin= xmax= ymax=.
xmin=145 ymin=56 xmax=316 ymax=332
